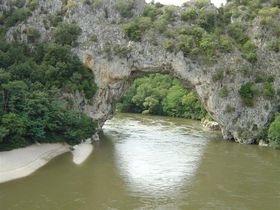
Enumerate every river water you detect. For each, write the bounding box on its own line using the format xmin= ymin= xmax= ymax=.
xmin=0 ymin=113 xmax=279 ymax=210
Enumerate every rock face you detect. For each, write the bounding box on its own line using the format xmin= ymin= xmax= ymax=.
xmin=2 ymin=0 xmax=279 ymax=144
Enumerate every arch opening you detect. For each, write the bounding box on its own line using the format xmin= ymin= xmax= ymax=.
xmin=116 ymin=73 xmax=208 ymax=122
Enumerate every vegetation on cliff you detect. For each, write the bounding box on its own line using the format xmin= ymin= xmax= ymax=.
xmin=0 ymin=3 xmax=98 ymax=151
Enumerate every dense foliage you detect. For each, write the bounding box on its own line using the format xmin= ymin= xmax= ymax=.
xmin=117 ymin=74 xmax=206 ymax=120
xmin=268 ymin=115 xmax=280 ymax=149
xmin=0 ymin=9 xmax=98 ymax=151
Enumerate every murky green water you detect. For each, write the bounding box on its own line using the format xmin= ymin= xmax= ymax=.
xmin=0 ymin=113 xmax=279 ymax=210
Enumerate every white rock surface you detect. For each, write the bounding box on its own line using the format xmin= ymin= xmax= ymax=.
xmin=71 ymin=139 xmax=93 ymax=165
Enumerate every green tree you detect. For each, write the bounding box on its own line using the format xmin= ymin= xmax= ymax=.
xmin=181 ymin=9 xmax=197 ymax=22
xmin=268 ymin=115 xmax=280 ymax=149
xmin=53 ymin=22 xmax=81 ymax=45
xmin=239 ymin=82 xmax=255 ymax=106
xmin=1 ymin=112 xmax=29 ymax=148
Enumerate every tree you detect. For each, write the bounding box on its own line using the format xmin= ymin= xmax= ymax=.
xmin=268 ymin=115 xmax=280 ymax=149
xmin=1 ymin=112 xmax=28 ymax=147
xmin=53 ymin=22 xmax=81 ymax=45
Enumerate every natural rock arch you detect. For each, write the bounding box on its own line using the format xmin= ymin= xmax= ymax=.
xmin=79 ymin=47 xmax=278 ymax=144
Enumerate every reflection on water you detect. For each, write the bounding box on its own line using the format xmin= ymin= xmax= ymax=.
xmin=103 ymin=115 xmax=208 ymax=198
xmin=0 ymin=113 xmax=279 ymax=210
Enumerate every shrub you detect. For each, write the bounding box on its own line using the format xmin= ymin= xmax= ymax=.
xmin=26 ymin=27 xmax=40 ymax=43
xmin=6 ymin=8 xmax=30 ymax=27
xmin=163 ymin=6 xmax=176 ymax=22
xmin=164 ymin=40 xmax=175 ymax=52
xmin=53 ymin=22 xmax=81 ymax=45
xmin=181 ymin=9 xmax=197 ymax=22
xmin=195 ymin=0 xmax=209 ymax=9
xmin=242 ymin=40 xmax=257 ymax=52
xmin=266 ymin=39 xmax=280 ymax=52
xmin=271 ymin=0 xmax=280 ymax=7
xmin=196 ymin=10 xmax=217 ymax=32
xmin=212 ymin=69 xmax=224 ymax=82
xmin=144 ymin=4 xmax=163 ymax=20
xmin=225 ymin=104 xmax=235 ymax=112
xmin=153 ymin=18 xmax=169 ymax=33
xmin=114 ymin=45 xmax=131 ymax=58
xmin=175 ymin=35 xmax=194 ymax=56
xmin=135 ymin=17 xmax=152 ymax=32
xmin=227 ymin=21 xmax=249 ymax=45
xmin=116 ymin=0 xmax=135 ymax=18
xmin=268 ymin=115 xmax=280 ymax=149
xmin=244 ymin=52 xmax=257 ymax=64
xmin=12 ymin=0 xmax=26 ymax=8
xmin=123 ymin=22 xmax=141 ymax=41
xmin=219 ymin=36 xmax=234 ymax=53
xmin=27 ymin=0 xmax=39 ymax=11
xmin=92 ymin=0 xmax=103 ymax=8
xmin=164 ymin=29 xmax=175 ymax=38
xmin=219 ymin=86 xmax=229 ymax=97
xmin=199 ymin=35 xmax=217 ymax=57
xmin=90 ymin=34 xmax=98 ymax=42
xmin=263 ymin=82 xmax=275 ymax=98
xmin=241 ymin=65 xmax=249 ymax=75
xmin=239 ymin=82 xmax=255 ymax=106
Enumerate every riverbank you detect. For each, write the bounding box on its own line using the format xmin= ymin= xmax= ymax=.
xmin=0 ymin=141 xmax=93 ymax=184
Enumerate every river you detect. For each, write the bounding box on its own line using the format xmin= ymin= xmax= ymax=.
xmin=0 ymin=113 xmax=279 ymax=209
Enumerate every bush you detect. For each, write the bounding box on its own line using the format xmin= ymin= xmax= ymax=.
xmin=163 ymin=6 xmax=176 ymax=22
xmin=26 ymin=27 xmax=40 ymax=43
xmin=219 ymin=36 xmax=234 ymax=53
xmin=212 ymin=69 xmax=224 ymax=82
xmin=263 ymin=82 xmax=275 ymax=98
xmin=123 ymin=22 xmax=141 ymax=41
xmin=164 ymin=29 xmax=175 ymax=38
xmin=116 ymin=0 xmax=135 ymax=18
xmin=196 ymin=10 xmax=217 ymax=32
xmin=225 ymin=104 xmax=235 ymax=112
xmin=199 ymin=35 xmax=217 ymax=58
xmin=195 ymin=0 xmax=209 ymax=9
xmin=219 ymin=86 xmax=229 ymax=97
xmin=135 ymin=17 xmax=152 ymax=32
xmin=6 ymin=8 xmax=30 ymax=27
xmin=164 ymin=40 xmax=175 ymax=52
xmin=114 ymin=45 xmax=131 ymax=58
xmin=181 ymin=9 xmax=197 ymax=22
xmin=53 ymin=22 xmax=81 ymax=45
xmin=227 ymin=21 xmax=249 ymax=45
xmin=144 ymin=4 xmax=163 ymax=20
xmin=266 ymin=39 xmax=280 ymax=52
xmin=239 ymin=82 xmax=255 ymax=106
xmin=12 ymin=0 xmax=26 ymax=8
xmin=268 ymin=115 xmax=280 ymax=149
xmin=271 ymin=0 xmax=280 ymax=7
xmin=153 ymin=18 xmax=169 ymax=33
xmin=244 ymin=52 xmax=257 ymax=64
xmin=27 ymin=0 xmax=39 ymax=11
xmin=175 ymin=35 xmax=194 ymax=56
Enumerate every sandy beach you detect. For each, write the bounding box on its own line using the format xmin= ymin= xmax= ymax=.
xmin=0 ymin=141 xmax=93 ymax=184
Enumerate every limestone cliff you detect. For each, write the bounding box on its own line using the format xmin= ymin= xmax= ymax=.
xmin=1 ymin=0 xmax=279 ymax=144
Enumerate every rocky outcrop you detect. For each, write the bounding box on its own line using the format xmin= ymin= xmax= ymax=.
xmin=202 ymin=119 xmax=220 ymax=131
xmin=2 ymin=0 xmax=279 ymax=144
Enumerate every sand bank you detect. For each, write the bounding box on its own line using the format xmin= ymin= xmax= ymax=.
xmin=0 ymin=141 xmax=93 ymax=184
xmin=72 ymin=139 xmax=93 ymax=164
